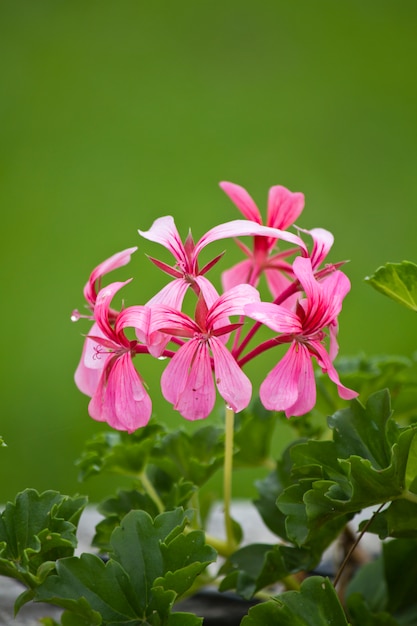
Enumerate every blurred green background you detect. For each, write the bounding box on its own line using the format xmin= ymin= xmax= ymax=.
xmin=1 ymin=1 xmax=416 ymax=503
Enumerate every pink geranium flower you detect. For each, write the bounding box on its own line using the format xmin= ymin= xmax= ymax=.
xmin=220 ymin=182 xmax=305 ymax=297
xmin=75 ymin=280 xmax=152 ymax=433
xmin=138 ymin=215 xmax=306 ymax=311
xmin=151 ymin=284 xmax=260 ymax=421
xmin=244 ymin=256 xmax=358 ymax=416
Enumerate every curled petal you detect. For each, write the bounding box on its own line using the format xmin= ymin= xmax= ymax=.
xmin=138 ymin=216 xmax=186 ymax=266
xmin=83 ymin=247 xmax=137 ymax=307
xmin=210 ymin=337 xmax=252 ymax=413
xmin=260 ymin=343 xmax=316 ymax=416
xmin=161 ymin=340 xmax=215 ymax=420
xmin=267 ymin=186 xmax=304 ymax=231
xmin=94 ymin=280 xmax=132 ymax=344
xmin=89 ymin=353 xmax=151 ymax=433
xmin=195 ymin=220 xmax=308 ymax=257
xmin=219 ymin=181 xmax=262 ymax=223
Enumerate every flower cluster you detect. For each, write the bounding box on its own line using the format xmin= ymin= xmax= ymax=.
xmin=72 ymin=182 xmax=357 ymax=432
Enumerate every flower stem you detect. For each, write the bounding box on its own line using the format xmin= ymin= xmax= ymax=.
xmin=224 ymin=404 xmax=237 ymax=552
xmin=139 ymin=470 xmax=165 ymax=514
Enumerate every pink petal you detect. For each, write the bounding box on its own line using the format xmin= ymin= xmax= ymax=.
xmin=161 ymin=340 xmax=215 ymax=420
xmin=207 ymin=284 xmax=260 ymax=329
xmin=94 ymin=280 xmax=132 ymax=343
xmin=264 ymin=267 xmax=294 ymax=302
xmin=89 ymin=353 xmax=152 ymax=432
xmin=138 ymin=216 xmax=186 ymax=265
xmin=221 ymin=258 xmax=256 ymax=292
xmin=116 ymin=305 xmax=151 ymax=344
xmin=313 ymin=342 xmax=358 ymax=401
xmin=195 ymin=220 xmax=308 ymax=258
xmin=210 ymin=337 xmax=252 ymax=413
xmin=146 ymin=279 xmax=190 ymax=310
xmin=307 ymin=228 xmax=334 ymax=268
xmin=267 ymin=186 xmax=304 ymax=231
xmin=260 ymin=342 xmax=316 ymax=416
xmin=219 ymin=181 xmax=262 ymax=223
xmin=74 ymin=323 xmax=106 ymax=396
xmin=194 ymin=276 xmax=220 ymax=310
xmin=244 ymin=301 xmax=301 ymax=334
xmin=83 ymin=247 xmax=137 ymax=307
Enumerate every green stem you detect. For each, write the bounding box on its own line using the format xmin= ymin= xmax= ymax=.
xmin=402 ymin=490 xmax=417 ymax=504
xmin=224 ymin=404 xmax=237 ymax=552
xmin=139 ymin=470 xmax=164 ymax=514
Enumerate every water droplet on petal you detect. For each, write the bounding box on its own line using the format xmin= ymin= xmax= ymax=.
xmin=158 ymin=355 xmax=167 ymax=361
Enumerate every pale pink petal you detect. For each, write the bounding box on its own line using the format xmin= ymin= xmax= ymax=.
xmin=116 ymin=305 xmax=151 ymax=344
xmin=210 ymin=337 xmax=252 ymax=413
xmin=221 ymin=258 xmax=256 ymax=292
xmin=83 ymin=247 xmax=137 ymax=306
xmin=74 ymin=323 xmax=106 ymax=396
xmin=194 ymin=275 xmax=220 ymax=310
xmin=260 ymin=343 xmax=315 ymax=416
xmin=146 ymin=278 xmax=190 ymax=311
xmin=195 ymin=220 xmax=308 ymax=257
xmin=244 ymin=301 xmax=301 ymax=334
xmin=267 ymin=186 xmax=304 ymax=231
xmin=138 ymin=216 xmax=186 ymax=265
xmin=313 ymin=342 xmax=358 ymax=401
xmin=207 ymin=284 xmax=260 ymax=329
xmin=219 ymin=181 xmax=262 ymax=223
xmin=89 ymin=353 xmax=152 ymax=432
xmin=161 ymin=340 xmax=215 ymax=420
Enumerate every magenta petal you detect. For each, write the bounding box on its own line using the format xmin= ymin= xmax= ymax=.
xmin=138 ymin=216 xmax=186 ymax=265
xmin=244 ymin=301 xmax=301 ymax=334
xmin=221 ymin=259 xmax=255 ymax=292
xmin=267 ymin=186 xmax=304 ymax=231
xmin=89 ymin=353 xmax=151 ymax=432
xmin=260 ymin=343 xmax=315 ymax=416
xmin=219 ymin=181 xmax=262 ymax=223
xmin=161 ymin=340 xmax=215 ymax=420
xmin=210 ymin=337 xmax=252 ymax=413
xmin=84 ymin=247 xmax=137 ymax=306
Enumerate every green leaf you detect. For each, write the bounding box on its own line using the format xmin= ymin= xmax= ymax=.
xmin=76 ymin=425 xmax=165 ymax=481
xmin=241 ymin=576 xmax=349 ymax=625
xmin=365 ymin=261 xmax=417 ymax=311
xmin=151 ymin=425 xmax=224 ymax=486
xmin=0 ymin=489 xmax=87 ymax=591
xmin=36 ymin=508 xmax=216 ymax=624
xmin=346 ymin=539 xmax=417 ymax=625
xmin=219 ymin=543 xmax=312 ymax=599
xmin=278 ymin=391 xmax=417 ymax=544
